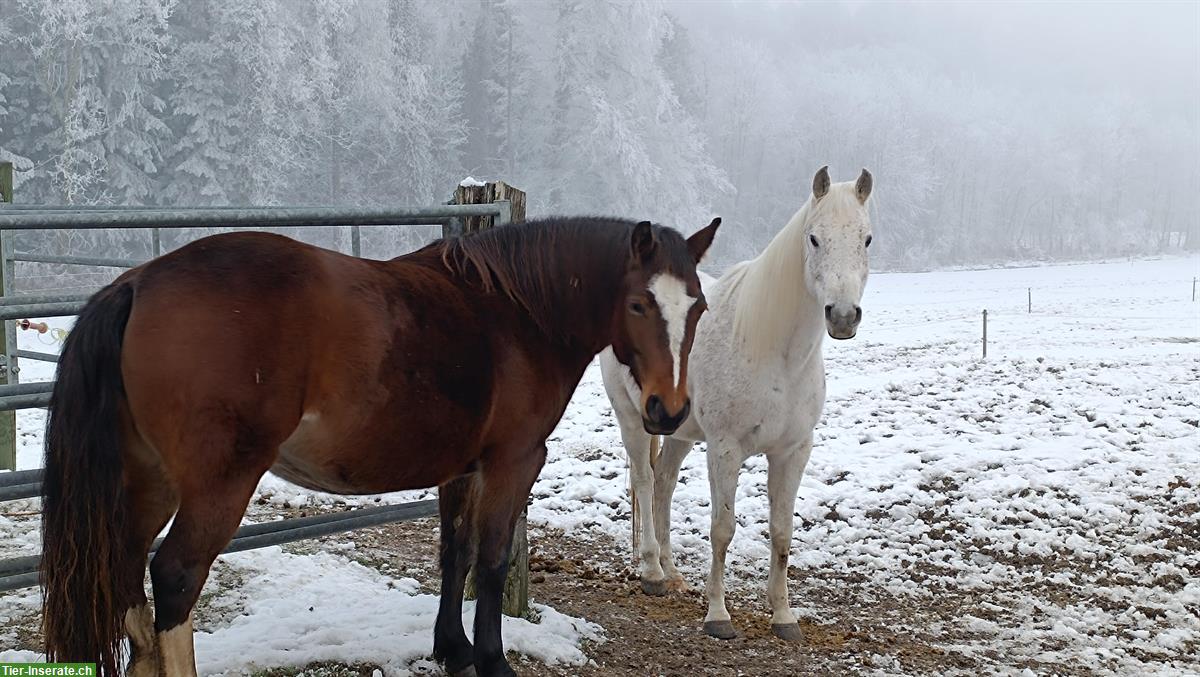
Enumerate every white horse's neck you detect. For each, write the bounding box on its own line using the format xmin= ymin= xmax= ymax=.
xmin=725 ymin=200 xmax=825 ymax=366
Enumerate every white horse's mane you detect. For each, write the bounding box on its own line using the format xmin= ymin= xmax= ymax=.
xmin=721 ymin=181 xmax=865 ymax=362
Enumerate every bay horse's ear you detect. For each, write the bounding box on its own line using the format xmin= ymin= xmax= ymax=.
xmin=812 ymin=165 xmax=830 ymax=201
xmin=856 ymin=168 xmax=873 ymax=204
xmin=687 ymin=217 xmax=721 ymax=264
xmin=631 ymin=220 xmax=657 ymax=264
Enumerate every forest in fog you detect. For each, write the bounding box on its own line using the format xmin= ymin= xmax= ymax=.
xmin=0 ymin=0 xmax=1196 ymax=271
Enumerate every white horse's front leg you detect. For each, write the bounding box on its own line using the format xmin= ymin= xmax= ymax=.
xmin=703 ymin=441 xmax=741 ymax=639
xmin=619 ymin=421 xmax=668 ymax=595
xmin=766 ymin=438 xmax=812 ymax=642
xmin=653 ymin=436 xmax=694 ymax=590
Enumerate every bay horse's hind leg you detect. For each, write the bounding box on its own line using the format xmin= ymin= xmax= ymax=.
xmin=433 ymin=473 xmax=481 ymax=676
xmin=470 ymin=444 xmax=547 ymax=677
xmin=148 ymin=438 xmax=271 ymax=677
xmin=120 ymin=423 xmax=180 ymax=677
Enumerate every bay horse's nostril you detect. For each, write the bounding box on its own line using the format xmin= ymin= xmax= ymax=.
xmin=646 ymin=394 xmax=666 ymax=421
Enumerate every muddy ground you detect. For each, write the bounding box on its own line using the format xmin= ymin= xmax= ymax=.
xmin=3 ymin=484 xmax=1195 ymax=676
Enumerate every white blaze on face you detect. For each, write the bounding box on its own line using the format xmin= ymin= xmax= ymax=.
xmin=649 ymin=273 xmax=695 ymax=389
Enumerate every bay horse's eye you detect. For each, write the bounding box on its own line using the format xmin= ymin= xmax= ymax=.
xmin=865 ymin=235 xmax=873 ymax=248
xmin=629 ymin=300 xmax=647 ymax=316
xmin=809 ymin=234 xmax=819 ymax=248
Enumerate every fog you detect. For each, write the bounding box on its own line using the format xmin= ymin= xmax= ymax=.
xmin=0 ymin=0 xmax=1196 ymax=271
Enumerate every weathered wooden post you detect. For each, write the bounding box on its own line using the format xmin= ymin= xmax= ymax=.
xmin=454 ymin=179 xmax=531 ymax=618
xmin=0 ymin=162 xmax=16 ymax=471
xmin=1027 ymin=288 xmax=1031 ymax=314
xmin=451 ymin=180 xmax=525 ymax=233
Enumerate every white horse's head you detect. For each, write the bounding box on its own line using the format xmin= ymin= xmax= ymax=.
xmin=802 ymin=166 xmax=873 ymax=339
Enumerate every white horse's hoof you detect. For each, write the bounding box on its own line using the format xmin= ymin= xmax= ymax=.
xmin=640 ymin=577 xmax=669 ymax=596
xmin=772 ymin=622 xmax=803 ymax=642
xmin=703 ymin=620 xmax=738 ymax=639
xmin=664 ymin=575 xmax=690 ymax=593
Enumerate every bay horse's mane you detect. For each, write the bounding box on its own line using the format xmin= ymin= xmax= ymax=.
xmin=438 ymin=217 xmax=694 ymax=343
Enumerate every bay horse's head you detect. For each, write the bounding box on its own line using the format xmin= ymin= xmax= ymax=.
xmin=611 ymin=218 xmax=720 ymax=435
xmin=803 ymin=166 xmax=874 ymax=340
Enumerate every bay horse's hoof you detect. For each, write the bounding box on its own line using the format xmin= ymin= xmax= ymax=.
xmin=703 ymin=620 xmax=738 ymax=640
xmin=435 ymin=645 xmax=474 ymax=676
xmin=476 ymin=663 xmax=515 ymax=677
xmin=640 ymin=577 xmax=669 ymax=596
xmin=772 ymin=622 xmax=803 ymax=642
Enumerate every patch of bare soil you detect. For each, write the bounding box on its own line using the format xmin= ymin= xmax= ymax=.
xmin=321 ymin=517 xmax=957 ymax=676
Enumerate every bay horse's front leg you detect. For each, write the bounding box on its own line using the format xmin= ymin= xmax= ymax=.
xmin=703 ymin=440 xmax=742 ymax=640
xmin=765 ymin=438 xmax=812 ymax=642
xmin=471 ymin=443 xmax=547 ymax=677
xmin=433 ymin=474 xmax=481 ymax=676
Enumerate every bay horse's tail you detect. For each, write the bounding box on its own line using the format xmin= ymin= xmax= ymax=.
xmin=41 ymin=280 xmax=136 ymax=673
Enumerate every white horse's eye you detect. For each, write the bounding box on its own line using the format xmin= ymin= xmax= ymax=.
xmin=865 ymin=235 xmax=873 ymax=248
xmin=809 ymin=234 xmax=819 ymax=248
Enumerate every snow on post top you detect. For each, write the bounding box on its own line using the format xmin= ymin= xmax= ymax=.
xmin=459 ymin=176 xmax=486 ymax=187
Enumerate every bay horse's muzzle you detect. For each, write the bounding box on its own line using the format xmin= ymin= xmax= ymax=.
xmin=643 ymin=395 xmax=691 ymax=435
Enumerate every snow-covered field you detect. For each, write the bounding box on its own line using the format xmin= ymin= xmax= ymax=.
xmin=1 ymin=256 xmax=1197 ymax=674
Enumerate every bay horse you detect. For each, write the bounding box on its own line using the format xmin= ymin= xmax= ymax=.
xmin=601 ymin=167 xmax=873 ymax=641
xmin=40 ymin=215 xmax=720 ymax=677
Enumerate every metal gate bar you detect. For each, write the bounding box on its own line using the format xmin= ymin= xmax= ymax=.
xmin=0 ymin=499 xmax=439 ymax=592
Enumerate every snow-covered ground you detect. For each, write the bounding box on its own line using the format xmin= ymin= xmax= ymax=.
xmin=536 ymin=256 xmax=1200 ymax=673
xmin=1 ymin=256 xmax=1197 ymax=673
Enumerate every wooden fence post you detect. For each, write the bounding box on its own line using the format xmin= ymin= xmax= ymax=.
xmin=0 ymin=162 xmax=16 ymax=471
xmin=455 ymin=180 xmax=530 ymax=618
xmin=982 ymin=309 xmax=988 ymax=359
xmin=451 ymin=180 xmax=526 ymax=233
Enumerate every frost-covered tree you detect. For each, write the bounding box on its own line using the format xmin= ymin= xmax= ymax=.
xmin=0 ymin=0 xmax=1193 ymax=270
xmin=10 ymin=0 xmax=174 ymax=205
xmin=0 ymin=16 xmax=35 ymax=180
xmin=539 ymin=0 xmax=729 ymax=229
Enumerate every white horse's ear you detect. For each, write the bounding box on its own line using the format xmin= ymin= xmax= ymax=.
xmin=856 ymin=168 xmax=873 ymax=204
xmin=812 ymin=166 xmax=830 ymax=201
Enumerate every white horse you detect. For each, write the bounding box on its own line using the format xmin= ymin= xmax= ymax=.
xmin=601 ymin=166 xmax=874 ymax=641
